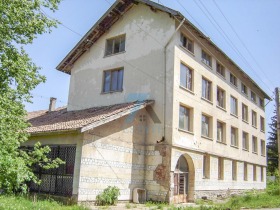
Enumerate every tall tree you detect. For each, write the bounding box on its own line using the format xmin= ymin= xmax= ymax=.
xmin=0 ymin=0 xmax=62 ymax=193
xmin=267 ymin=109 xmax=279 ymax=175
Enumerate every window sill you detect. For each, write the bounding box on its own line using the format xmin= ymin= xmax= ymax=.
xmin=251 ymin=100 xmax=257 ymax=105
xmin=178 ymin=128 xmax=194 ymax=135
xmin=230 ymin=113 xmax=238 ymax=119
xmin=230 ymin=145 xmax=239 ymax=149
xmin=252 ymin=152 xmax=258 ymax=155
xmin=261 ymin=130 xmax=265 ymax=133
xmin=201 ymin=135 xmax=213 ymax=141
xmin=202 ymin=177 xmax=210 ymax=179
xmin=104 ymin=50 xmax=126 ymax=58
xmin=217 ymin=140 xmax=227 ymax=145
xmin=216 ymin=72 xmax=226 ymax=80
xmin=216 ymin=105 xmax=226 ymax=112
xmin=242 ymin=148 xmax=249 ymax=152
xmin=201 ymin=60 xmax=212 ymax=70
xmin=179 ymin=45 xmax=195 ymax=57
xmin=252 ymin=125 xmax=258 ymax=129
xmin=241 ymin=92 xmax=248 ymax=98
xmin=179 ymin=85 xmax=195 ymax=95
xmin=230 ymin=83 xmax=238 ymax=89
xmin=261 ymin=154 xmax=266 ymax=157
xmin=101 ymin=90 xmax=123 ymax=94
xmin=201 ymin=97 xmax=213 ymax=105
xmin=242 ymin=119 xmax=249 ymax=124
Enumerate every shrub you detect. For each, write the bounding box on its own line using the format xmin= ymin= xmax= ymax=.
xmin=95 ymin=186 xmax=120 ymax=206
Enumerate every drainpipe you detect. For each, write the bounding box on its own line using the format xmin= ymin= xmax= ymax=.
xmin=162 ymin=18 xmax=185 ymax=142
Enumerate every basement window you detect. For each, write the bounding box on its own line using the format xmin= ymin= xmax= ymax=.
xmin=105 ymin=34 xmax=126 ymax=56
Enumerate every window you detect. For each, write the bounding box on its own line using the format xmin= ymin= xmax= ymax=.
xmin=103 ymin=68 xmax=124 ymax=93
xmin=259 ymin=98 xmax=264 ymax=109
xmin=216 ymin=62 xmax=225 ymax=77
xmin=230 ymin=96 xmax=238 ymax=116
xmin=105 ymin=34 xmax=125 ymax=56
xmin=232 ymin=160 xmax=237 ymax=181
xmin=241 ymin=83 xmax=248 ymax=95
xmin=180 ymin=33 xmax=194 ymax=53
xmin=242 ymin=131 xmax=249 ymax=151
xmin=180 ymin=63 xmax=193 ymax=91
xmin=260 ymin=140 xmax=265 ymax=155
xmin=218 ymin=157 xmax=224 ymax=180
xmin=202 ymin=114 xmax=212 ymax=138
xmin=217 ymin=87 xmax=225 ymax=108
xmin=179 ymin=105 xmax=192 ymax=132
xmin=217 ymin=121 xmax=225 ymax=143
xmin=261 ymin=166 xmax=264 ymax=182
xmin=203 ymin=154 xmax=210 ymax=179
xmin=230 ymin=73 xmax=237 ymax=87
xmin=231 ymin=127 xmax=238 ymax=147
xmin=202 ymin=50 xmax=212 ymax=67
xmin=202 ymin=78 xmax=212 ymax=101
xmin=242 ymin=103 xmax=248 ymax=122
xmin=253 ymin=165 xmax=257 ymax=181
xmin=244 ymin=162 xmax=248 ymax=181
xmin=252 ymin=136 xmax=258 ymax=154
xmin=252 ymin=111 xmax=257 ymax=128
xmin=251 ymin=91 xmax=256 ymax=103
xmin=260 ymin=116 xmax=265 ymax=131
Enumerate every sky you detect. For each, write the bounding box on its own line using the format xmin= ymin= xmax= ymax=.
xmin=24 ymin=0 xmax=280 ymax=137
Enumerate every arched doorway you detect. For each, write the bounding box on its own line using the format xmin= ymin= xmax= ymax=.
xmin=173 ymin=154 xmax=194 ymax=203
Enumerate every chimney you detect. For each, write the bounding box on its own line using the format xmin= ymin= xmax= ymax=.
xmin=49 ymin=97 xmax=57 ymax=112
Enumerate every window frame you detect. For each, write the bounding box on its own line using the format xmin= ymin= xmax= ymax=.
xmin=102 ymin=68 xmax=124 ymax=93
xmin=230 ymin=96 xmax=238 ymax=116
xmin=218 ymin=157 xmax=224 ymax=180
xmin=241 ymin=83 xmax=248 ymax=95
xmin=252 ymin=136 xmax=258 ymax=154
xmin=202 ymin=77 xmax=212 ymax=102
xmin=180 ymin=63 xmax=193 ymax=92
xmin=180 ymin=33 xmax=194 ymax=53
xmin=105 ymin=34 xmax=126 ymax=56
xmin=242 ymin=103 xmax=248 ymax=122
xmin=260 ymin=116 xmax=265 ymax=132
xmin=244 ymin=162 xmax=248 ymax=181
xmin=201 ymin=114 xmax=212 ymax=138
xmin=261 ymin=140 xmax=266 ymax=156
xmin=179 ymin=104 xmax=193 ymax=132
xmin=231 ymin=126 xmax=238 ymax=147
xmin=230 ymin=73 xmax=237 ymax=87
xmin=203 ymin=154 xmax=210 ymax=179
xmin=217 ymin=86 xmax=226 ymax=109
xmin=242 ymin=131 xmax=249 ymax=151
xmin=216 ymin=62 xmax=225 ymax=78
xmin=217 ymin=120 xmax=226 ymax=143
xmin=232 ymin=160 xmax=237 ymax=181
xmin=251 ymin=91 xmax=257 ymax=103
xmin=253 ymin=165 xmax=257 ymax=181
xmin=201 ymin=50 xmax=212 ymax=67
xmin=252 ymin=110 xmax=257 ymax=128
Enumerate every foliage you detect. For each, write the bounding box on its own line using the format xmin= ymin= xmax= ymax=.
xmin=0 ymin=194 xmax=88 ymax=210
xmin=0 ymin=0 xmax=62 ymax=193
xmin=267 ymin=108 xmax=279 ymax=175
xmin=95 ymin=186 xmax=120 ymax=206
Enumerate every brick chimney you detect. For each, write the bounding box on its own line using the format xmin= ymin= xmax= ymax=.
xmin=49 ymin=97 xmax=57 ymax=112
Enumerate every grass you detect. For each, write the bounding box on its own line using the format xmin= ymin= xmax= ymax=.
xmin=0 ymin=194 xmax=88 ymax=210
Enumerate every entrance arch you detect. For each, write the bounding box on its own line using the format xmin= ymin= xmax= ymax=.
xmin=173 ymin=154 xmax=195 ymax=203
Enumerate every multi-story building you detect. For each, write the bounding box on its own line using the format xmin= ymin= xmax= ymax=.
xmin=26 ymin=0 xmax=270 ymax=204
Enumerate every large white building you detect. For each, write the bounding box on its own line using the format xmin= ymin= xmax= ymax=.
xmin=26 ymin=0 xmax=270 ymax=203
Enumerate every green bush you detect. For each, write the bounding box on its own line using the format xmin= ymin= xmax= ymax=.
xmin=95 ymin=186 xmax=120 ymax=206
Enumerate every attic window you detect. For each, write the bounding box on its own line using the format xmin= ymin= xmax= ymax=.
xmin=105 ymin=34 xmax=126 ymax=56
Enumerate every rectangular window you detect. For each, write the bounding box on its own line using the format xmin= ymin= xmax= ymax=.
xmin=217 ymin=121 xmax=225 ymax=143
xmin=180 ymin=33 xmax=194 ymax=53
xmin=241 ymin=83 xmax=248 ymax=95
xmin=179 ymin=105 xmax=192 ymax=132
xmin=202 ymin=50 xmax=212 ymax=67
xmin=203 ymin=154 xmax=210 ymax=179
xmin=202 ymin=114 xmax=211 ymax=138
xmin=261 ymin=166 xmax=264 ymax=182
xmin=217 ymin=87 xmax=225 ymax=108
xmin=259 ymin=98 xmax=264 ymax=109
xmin=242 ymin=103 xmax=248 ymax=122
xmin=230 ymin=73 xmax=237 ymax=87
xmin=242 ymin=131 xmax=249 ymax=151
xmin=244 ymin=162 xmax=248 ymax=181
xmin=103 ymin=68 xmax=124 ymax=93
xmin=251 ymin=91 xmax=256 ymax=103
xmin=261 ymin=140 xmax=266 ymax=156
xmin=202 ymin=78 xmax=212 ymax=101
xmin=260 ymin=116 xmax=265 ymax=131
xmin=218 ymin=157 xmax=224 ymax=180
xmin=231 ymin=127 xmax=238 ymax=147
xmin=252 ymin=136 xmax=258 ymax=154
xmin=253 ymin=165 xmax=257 ymax=181
xmin=180 ymin=63 xmax=193 ymax=91
xmin=252 ymin=111 xmax=257 ymax=128
xmin=105 ymin=34 xmax=125 ymax=56
xmin=230 ymin=96 xmax=238 ymax=116
xmin=216 ymin=62 xmax=225 ymax=77
xmin=232 ymin=160 xmax=237 ymax=181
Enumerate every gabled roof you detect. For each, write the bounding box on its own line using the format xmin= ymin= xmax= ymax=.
xmin=56 ymin=0 xmax=270 ymax=99
xmin=27 ymin=100 xmax=154 ymax=135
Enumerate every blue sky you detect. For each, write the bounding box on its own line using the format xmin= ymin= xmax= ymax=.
xmin=24 ymin=0 xmax=280 ymax=136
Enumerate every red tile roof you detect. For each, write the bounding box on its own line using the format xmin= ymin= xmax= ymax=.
xmin=27 ymin=100 xmax=154 ymax=134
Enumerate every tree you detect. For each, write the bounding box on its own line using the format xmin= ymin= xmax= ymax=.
xmin=0 ymin=0 xmax=62 ymax=193
xmin=267 ymin=108 xmax=279 ymax=175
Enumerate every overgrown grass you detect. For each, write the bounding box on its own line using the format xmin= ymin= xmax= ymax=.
xmin=0 ymin=195 xmax=88 ymax=210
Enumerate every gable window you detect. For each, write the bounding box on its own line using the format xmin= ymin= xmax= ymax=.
xmin=252 ymin=136 xmax=258 ymax=154
xmin=217 ymin=87 xmax=225 ymax=108
xmin=259 ymin=98 xmax=264 ymax=109
xmin=103 ymin=68 xmax=124 ymax=93
xmin=201 ymin=50 xmax=212 ymax=67
xmin=230 ymin=73 xmax=237 ymax=87
xmin=232 ymin=160 xmax=237 ymax=181
xmin=180 ymin=63 xmax=193 ymax=91
xmin=216 ymin=62 xmax=225 ymax=77
xmin=251 ymin=91 xmax=256 ymax=103
xmin=261 ymin=140 xmax=265 ymax=156
xmin=242 ymin=131 xmax=249 ymax=151
xmin=218 ymin=157 xmax=224 ymax=180
xmin=230 ymin=96 xmax=238 ymax=116
xmin=180 ymin=33 xmax=194 ymax=53
xmin=252 ymin=111 xmax=257 ymax=128
xmin=179 ymin=105 xmax=192 ymax=132
xmin=202 ymin=78 xmax=212 ymax=101
xmin=105 ymin=34 xmax=125 ymax=56
xmin=241 ymin=83 xmax=248 ymax=95
xmin=203 ymin=154 xmax=210 ymax=179
xmin=231 ymin=127 xmax=238 ymax=147
xmin=217 ymin=121 xmax=225 ymax=143
xmin=260 ymin=116 xmax=265 ymax=132
xmin=201 ymin=114 xmax=212 ymax=138
xmin=242 ymin=103 xmax=248 ymax=122
xmin=244 ymin=162 xmax=248 ymax=181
